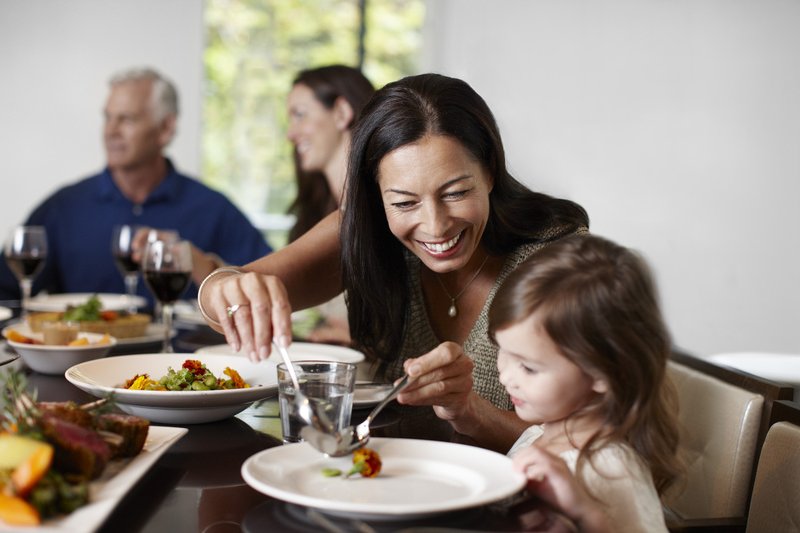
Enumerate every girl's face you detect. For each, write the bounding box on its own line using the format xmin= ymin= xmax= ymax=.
xmin=496 ymin=312 xmax=605 ymax=426
xmin=377 ymin=135 xmax=493 ymax=274
xmin=286 ymin=84 xmax=346 ymax=175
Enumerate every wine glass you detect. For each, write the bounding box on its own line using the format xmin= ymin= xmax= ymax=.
xmin=4 ymin=226 xmax=48 ymax=316
xmin=111 ymin=224 xmax=142 ymax=314
xmin=141 ymin=239 xmax=192 ymax=353
xmin=145 ymin=229 xmax=179 ymax=323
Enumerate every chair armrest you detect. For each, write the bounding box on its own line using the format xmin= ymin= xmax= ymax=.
xmin=664 ymin=506 xmax=746 ymax=533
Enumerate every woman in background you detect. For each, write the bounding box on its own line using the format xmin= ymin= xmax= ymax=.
xmin=285 ymin=65 xmax=374 ymax=344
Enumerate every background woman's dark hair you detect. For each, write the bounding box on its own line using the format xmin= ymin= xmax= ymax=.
xmin=341 ymin=73 xmax=589 ymax=362
xmin=488 ymin=234 xmax=680 ymax=494
xmin=287 ymin=65 xmax=375 ymax=242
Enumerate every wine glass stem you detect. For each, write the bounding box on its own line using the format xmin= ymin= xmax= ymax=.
xmin=162 ymin=302 xmax=174 ymax=353
xmin=124 ymin=273 xmax=139 ymax=314
xmin=19 ymin=278 xmax=32 ymax=318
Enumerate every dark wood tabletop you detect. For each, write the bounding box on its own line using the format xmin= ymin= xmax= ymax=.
xmin=3 ymin=321 xmax=570 ymax=533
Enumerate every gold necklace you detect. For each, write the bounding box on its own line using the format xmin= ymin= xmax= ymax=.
xmin=434 ymin=254 xmax=490 ymax=318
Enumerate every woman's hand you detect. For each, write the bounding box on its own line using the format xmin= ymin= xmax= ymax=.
xmin=513 ymin=445 xmax=611 ymax=533
xmin=397 ymin=341 xmax=474 ymax=419
xmin=204 ymin=270 xmax=293 ymax=362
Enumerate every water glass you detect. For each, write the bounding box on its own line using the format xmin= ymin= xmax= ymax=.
xmin=278 ymin=361 xmax=356 ymax=444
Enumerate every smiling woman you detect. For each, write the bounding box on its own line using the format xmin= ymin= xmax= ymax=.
xmin=198 ymin=73 xmax=589 ymax=454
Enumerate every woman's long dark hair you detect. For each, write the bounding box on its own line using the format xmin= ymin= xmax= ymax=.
xmin=287 ymin=65 xmax=375 ymax=242
xmin=341 ymin=73 xmax=589 ymax=361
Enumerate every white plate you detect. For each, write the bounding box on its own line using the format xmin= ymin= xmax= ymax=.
xmin=3 ymin=327 xmax=117 ymax=375
xmin=354 ymin=382 xmax=395 ymax=408
xmin=241 ymin=438 xmax=526 ymax=519
xmin=65 ymin=353 xmax=278 ymax=424
xmin=113 ymin=323 xmax=175 ymax=347
xmin=196 ymin=341 xmax=365 ymax=365
xmin=5 ymin=321 xmax=172 ymax=349
xmin=0 ymin=306 xmax=11 ymax=322
xmin=172 ymin=300 xmax=206 ymax=326
xmin=27 ymin=292 xmax=147 ymax=312
xmin=0 ymin=426 xmax=187 ymax=533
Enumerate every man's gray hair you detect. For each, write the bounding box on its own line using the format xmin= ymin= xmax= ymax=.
xmin=109 ymin=67 xmax=179 ymax=122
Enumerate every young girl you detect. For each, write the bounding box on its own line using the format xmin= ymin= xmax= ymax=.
xmin=489 ymin=234 xmax=680 ymax=532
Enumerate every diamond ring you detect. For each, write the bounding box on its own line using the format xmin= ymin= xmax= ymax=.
xmin=226 ymin=304 xmax=248 ymax=317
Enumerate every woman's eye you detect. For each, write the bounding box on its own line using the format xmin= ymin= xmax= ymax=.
xmin=392 ymin=201 xmax=416 ymax=209
xmin=520 ymin=363 xmax=536 ymax=375
xmin=444 ymin=189 xmax=469 ymax=200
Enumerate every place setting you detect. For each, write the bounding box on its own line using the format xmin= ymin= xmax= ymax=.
xmin=237 ymin=346 xmax=527 ymax=523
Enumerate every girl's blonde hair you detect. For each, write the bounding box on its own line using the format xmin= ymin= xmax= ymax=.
xmin=489 ymin=234 xmax=680 ymax=493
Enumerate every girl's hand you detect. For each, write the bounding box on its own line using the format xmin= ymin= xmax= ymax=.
xmin=512 ymin=446 xmax=611 ymax=533
xmin=205 ymin=270 xmax=293 ymax=362
xmin=397 ymin=341 xmax=474 ymax=419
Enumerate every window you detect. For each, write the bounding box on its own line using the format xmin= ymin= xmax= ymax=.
xmin=203 ymin=0 xmax=425 ymax=248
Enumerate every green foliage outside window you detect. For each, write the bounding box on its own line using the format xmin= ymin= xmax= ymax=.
xmin=203 ymin=0 xmax=425 ymax=248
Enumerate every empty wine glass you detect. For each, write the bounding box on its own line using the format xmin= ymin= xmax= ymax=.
xmin=4 ymin=226 xmax=48 ymax=316
xmin=141 ymin=239 xmax=192 ymax=353
xmin=111 ymin=224 xmax=142 ymax=314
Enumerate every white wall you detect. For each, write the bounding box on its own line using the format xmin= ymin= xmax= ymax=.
xmin=0 ymin=0 xmax=203 ymax=231
xmin=1 ymin=0 xmax=798 ymax=357
xmin=423 ymin=0 xmax=800 ymax=357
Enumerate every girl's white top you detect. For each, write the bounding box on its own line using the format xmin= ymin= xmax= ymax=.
xmin=509 ymin=425 xmax=668 ymax=533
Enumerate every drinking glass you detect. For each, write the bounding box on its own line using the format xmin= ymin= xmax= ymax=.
xmin=277 ymin=361 xmax=356 ymax=443
xmin=141 ymin=239 xmax=192 ymax=353
xmin=145 ymin=229 xmax=179 ymax=323
xmin=4 ymin=226 xmax=48 ymax=316
xmin=111 ymin=224 xmax=142 ymax=314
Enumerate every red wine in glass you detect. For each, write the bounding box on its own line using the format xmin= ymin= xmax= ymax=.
xmin=141 ymin=239 xmax=193 ymax=353
xmin=143 ymin=271 xmax=191 ymax=304
xmin=111 ymin=224 xmax=144 ymax=313
xmin=4 ymin=226 xmax=48 ymax=316
xmin=113 ymin=253 xmax=139 ymax=276
xmin=6 ymin=254 xmax=45 ymax=280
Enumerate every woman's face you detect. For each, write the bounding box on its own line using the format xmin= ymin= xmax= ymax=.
xmin=496 ymin=312 xmax=603 ymax=425
xmin=286 ymin=83 xmax=346 ymax=175
xmin=377 ymin=135 xmax=493 ymax=274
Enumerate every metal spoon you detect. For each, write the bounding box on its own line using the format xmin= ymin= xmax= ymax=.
xmin=272 ymin=340 xmax=335 ymax=433
xmin=305 ymin=373 xmax=412 ymax=457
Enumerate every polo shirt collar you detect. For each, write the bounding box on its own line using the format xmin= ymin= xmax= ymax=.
xmin=95 ymin=158 xmax=181 ymax=205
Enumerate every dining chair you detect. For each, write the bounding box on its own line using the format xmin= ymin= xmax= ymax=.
xmin=745 ymin=400 xmax=800 ymax=533
xmin=663 ymin=351 xmax=794 ymax=533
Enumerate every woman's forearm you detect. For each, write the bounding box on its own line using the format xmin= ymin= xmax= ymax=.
xmin=448 ymin=393 xmax=529 ymax=453
xmin=197 ymin=211 xmax=343 ymax=331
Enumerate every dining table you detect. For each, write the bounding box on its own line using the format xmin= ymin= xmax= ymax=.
xmin=1 ymin=309 xmax=572 ymax=533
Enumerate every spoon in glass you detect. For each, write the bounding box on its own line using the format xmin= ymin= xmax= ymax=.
xmin=272 ymin=340 xmax=335 ymax=433
xmin=303 ymin=373 xmax=413 ymax=457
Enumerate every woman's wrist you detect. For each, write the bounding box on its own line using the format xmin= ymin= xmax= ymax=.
xmin=446 ymin=394 xmax=528 ymax=453
xmin=196 ymin=266 xmax=244 ymax=327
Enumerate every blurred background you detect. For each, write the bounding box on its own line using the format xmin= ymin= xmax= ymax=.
xmin=1 ymin=0 xmax=798 ymax=358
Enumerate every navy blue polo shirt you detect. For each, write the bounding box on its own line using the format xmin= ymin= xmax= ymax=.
xmin=0 ymin=159 xmax=271 ymax=307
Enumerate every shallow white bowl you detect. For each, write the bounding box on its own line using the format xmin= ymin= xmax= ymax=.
xmin=65 ymin=353 xmax=277 ymax=424
xmin=4 ymin=329 xmax=116 ymax=375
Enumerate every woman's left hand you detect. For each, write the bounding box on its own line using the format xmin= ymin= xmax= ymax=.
xmin=397 ymin=341 xmax=474 ymax=419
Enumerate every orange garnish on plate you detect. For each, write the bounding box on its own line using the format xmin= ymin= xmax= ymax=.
xmin=4 ymin=329 xmax=39 ymax=345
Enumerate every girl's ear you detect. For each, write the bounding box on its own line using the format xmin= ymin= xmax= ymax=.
xmin=592 ymin=377 xmax=609 ymax=394
xmin=333 ymin=97 xmax=354 ymax=131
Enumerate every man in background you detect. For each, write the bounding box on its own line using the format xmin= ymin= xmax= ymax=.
xmin=0 ymin=67 xmax=271 ymax=305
